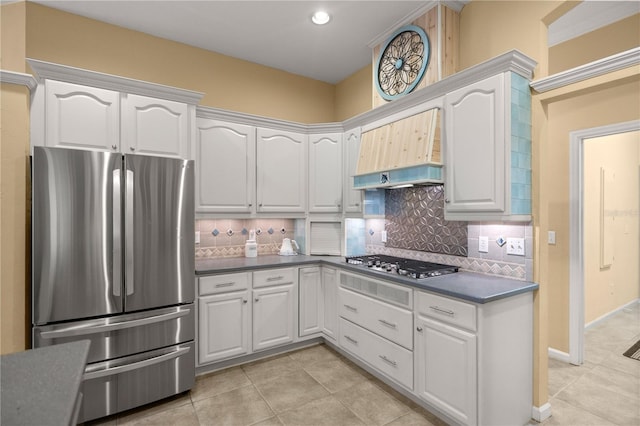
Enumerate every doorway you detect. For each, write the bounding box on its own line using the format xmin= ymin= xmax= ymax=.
xmin=569 ymin=120 xmax=640 ymax=365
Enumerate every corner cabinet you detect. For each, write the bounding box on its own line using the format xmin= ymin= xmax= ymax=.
xmin=443 ymin=72 xmax=532 ymax=221
xmin=256 ymin=128 xmax=307 ymax=213
xmin=308 ymin=133 xmax=343 ymax=213
xmin=343 ymin=128 xmax=363 ymax=214
xmin=194 ymin=118 xmax=256 ymax=213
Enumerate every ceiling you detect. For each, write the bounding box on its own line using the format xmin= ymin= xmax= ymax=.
xmin=27 ymin=0 xmax=452 ymax=84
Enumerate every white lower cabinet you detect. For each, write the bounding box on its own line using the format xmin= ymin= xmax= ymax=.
xmin=415 ymin=315 xmax=477 ymax=425
xmin=321 ymin=267 xmax=338 ymax=340
xmin=199 ymin=290 xmax=250 ymax=364
xmin=299 ymin=267 xmax=323 ymax=337
xmin=253 ymin=283 xmax=296 ymax=351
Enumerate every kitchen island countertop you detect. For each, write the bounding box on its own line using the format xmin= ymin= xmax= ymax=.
xmin=1 ymin=340 xmax=90 ymax=426
xmin=196 ymin=255 xmax=538 ymax=304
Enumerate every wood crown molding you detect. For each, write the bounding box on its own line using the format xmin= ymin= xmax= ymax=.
xmin=530 ymin=47 xmax=640 ymax=93
xmin=27 ymin=59 xmax=205 ymax=104
xmin=0 ymin=70 xmax=37 ymax=91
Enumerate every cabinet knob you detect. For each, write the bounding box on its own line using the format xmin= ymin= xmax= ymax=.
xmin=130 ymin=146 xmax=135 ymax=151
xmin=416 ymin=326 xmax=423 ymax=332
xmin=243 ymin=299 xmax=248 ymax=304
xmin=355 ymin=203 xmax=360 ymax=206
xmin=254 ymin=298 xmax=259 ymax=302
xmin=248 ymin=203 xmax=252 ymax=207
xmin=444 ymin=198 xmax=450 ymax=204
xmin=111 ymin=144 xmax=117 ymax=150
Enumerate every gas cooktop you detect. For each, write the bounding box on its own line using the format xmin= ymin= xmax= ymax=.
xmin=345 ymin=254 xmax=458 ymax=279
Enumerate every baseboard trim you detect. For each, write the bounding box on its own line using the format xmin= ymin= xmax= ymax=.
xmin=548 ymin=347 xmax=571 ymax=363
xmin=532 ymin=402 xmax=552 ymax=422
xmin=585 ymin=298 xmax=639 ymax=329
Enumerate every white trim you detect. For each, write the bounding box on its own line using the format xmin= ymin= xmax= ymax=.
xmin=0 ymin=70 xmax=37 ymax=91
xmin=569 ymin=120 xmax=640 ymax=366
xmin=367 ymin=1 xmax=439 ymax=48
xmin=585 ymin=298 xmax=640 ymax=329
xmin=548 ymin=1 xmax=640 ymax=47
xmin=27 ymin=59 xmax=204 ymax=105
xmin=530 ymin=47 xmax=640 ymax=93
xmin=532 ymin=402 xmax=552 ymax=422
xmin=548 ymin=347 xmax=571 ymax=363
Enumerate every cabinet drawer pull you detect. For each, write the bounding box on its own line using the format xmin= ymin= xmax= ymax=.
xmin=344 ymin=335 xmax=358 ymax=345
xmin=343 ymin=304 xmax=358 ymax=313
xmin=266 ymin=276 xmax=284 ymax=282
xmin=215 ymin=282 xmax=234 ymax=288
xmin=378 ymin=355 xmax=397 ymax=367
xmin=378 ymin=319 xmax=397 ymax=329
xmin=430 ymin=305 xmax=455 ymax=316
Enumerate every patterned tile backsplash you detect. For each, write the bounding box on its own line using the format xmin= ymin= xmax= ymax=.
xmin=385 ymin=186 xmax=468 ymax=256
xmin=196 ymin=219 xmax=300 ymax=258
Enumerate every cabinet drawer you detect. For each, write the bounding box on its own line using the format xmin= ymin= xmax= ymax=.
xmin=253 ymin=268 xmax=295 ymax=288
xmin=416 ymin=292 xmax=476 ymax=332
xmin=339 ymin=318 xmax=413 ymax=390
xmin=338 ymin=287 xmax=413 ymax=350
xmin=199 ymin=273 xmax=250 ymax=295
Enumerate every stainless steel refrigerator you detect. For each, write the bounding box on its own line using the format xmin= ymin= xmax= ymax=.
xmin=32 ymin=147 xmax=195 ymax=423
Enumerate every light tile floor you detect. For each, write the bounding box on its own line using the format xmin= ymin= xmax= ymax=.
xmin=88 ymin=302 xmax=640 ymax=426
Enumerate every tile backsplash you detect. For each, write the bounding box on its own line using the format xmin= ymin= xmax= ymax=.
xmin=196 ymin=219 xmax=301 ymax=258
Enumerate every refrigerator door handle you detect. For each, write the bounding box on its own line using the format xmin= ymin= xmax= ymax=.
xmin=113 ymin=169 xmax=122 ymax=297
xmin=83 ymin=346 xmax=190 ymax=381
xmin=39 ymin=308 xmax=191 ymax=339
xmin=125 ymin=169 xmax=134 ymax=296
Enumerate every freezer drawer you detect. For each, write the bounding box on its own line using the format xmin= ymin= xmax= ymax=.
xmin=33 ymin=304 xmax=195 ymax=364
xmin=79 ymin=342 xmax=195 ymax=423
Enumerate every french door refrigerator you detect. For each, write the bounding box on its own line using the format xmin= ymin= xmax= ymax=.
xmin=32 ymin=147 xmax=195 ymax=423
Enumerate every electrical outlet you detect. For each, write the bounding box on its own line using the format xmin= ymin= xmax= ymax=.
xmin=478 ymin=236 xmax=489 ymax=253
xmin=195 ymin=231 xmax=200 ymax=244
xmin=381 ymin=230 xmax=388 ymax=243
xmin=506 ymin=237 xmax=525 ymax=256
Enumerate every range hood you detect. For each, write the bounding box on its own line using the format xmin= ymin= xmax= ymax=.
xmin=353 ymin=108 xmax=443 ymax=189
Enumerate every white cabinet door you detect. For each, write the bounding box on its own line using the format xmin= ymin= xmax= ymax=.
xmin=308 ymin=133 xmax=342 ymax=213
xmin=444 ymin=74 xmax=505 ymax=215
xmin=256 ymin=128 xmax=307 ymax=213
xmin=45 ymin=80 xmax=120 ymax=152
xmin=299 ymin=267 xmax=322 ymax=337
xmin=252 ymin=283 xmax=296 ymax=351
xmin=194 ymin=119 xmax=256 ymax=213
xmin=198 ymin=290 xmax=250 ymax=364
xmin=415 ymin=315 xmax=477 ymax=425
xmin=122 ymin=94 xmax=189 ymax=158
xmin=321 ymin=267 xmax=338 ymax=340
xmin=343 ymin=128 xmax=363 ymax=213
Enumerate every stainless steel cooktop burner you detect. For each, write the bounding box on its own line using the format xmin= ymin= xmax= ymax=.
xmin=345 ymin=255 xmax=458 ymax=279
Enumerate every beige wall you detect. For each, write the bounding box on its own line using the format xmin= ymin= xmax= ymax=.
xmin=583 ymin=131 xmax=639 ymax=323
xmin=1 ymin=1 xmax=31 ymax=355
xmin=335 ymin=64 xmax=372 ymax=122
xmin=549 ymin=13 xmax=640 ymax=74
xmin=24 ymin=2 xmax=336 ymax=124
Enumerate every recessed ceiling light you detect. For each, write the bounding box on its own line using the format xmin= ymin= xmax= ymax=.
xmin=311 ymin=10 xmax=331 ymax=25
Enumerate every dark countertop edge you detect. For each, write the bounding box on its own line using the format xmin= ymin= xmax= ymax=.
xmin=195 ymin=255 xmax=539 ymax=304
xmin=1 ymin=339 xmax=91 ymax=426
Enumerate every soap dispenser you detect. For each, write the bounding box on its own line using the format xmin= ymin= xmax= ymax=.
xmin=245 ymin=229 xmax=257 ymax=258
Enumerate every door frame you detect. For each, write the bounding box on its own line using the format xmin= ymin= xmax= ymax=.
xmin=568 ymin=119 xmax=640 ymax=365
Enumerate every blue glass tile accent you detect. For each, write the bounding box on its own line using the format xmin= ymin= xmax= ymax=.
xmin=364 ymin=189 xmax=385 ymax=216
xmin=241 ymin=228 xmax=248 ymax=235
xmin=353 ymin=164 xmax=443 ymax=189
xmin=369 ymin=229 xmax=375 ymax=236
xmin=212 ymin=229 xmax=219 ymax=236
xmin=510 ymin=72 xmax=532 ymax=215
xmin=345 ymin=218 xmax=366 ymax=256
xmin=267 ymin=227 xmax=274 ymax=235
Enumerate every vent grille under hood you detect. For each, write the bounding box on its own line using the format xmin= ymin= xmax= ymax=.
xmin=354 ymin=108 xmax=442 ymax=189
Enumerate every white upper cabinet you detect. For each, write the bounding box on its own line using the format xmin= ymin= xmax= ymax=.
xmin=195 ymin=118 xmax=256 ymax=213
xmin=256 ymin=128 xmax=307 ymax=213
xmin=343 ymin=128 xmax=363 ymax=213
xmin=45 ymin=80 xmax=120 ymax=152
xmin=443 ymin=72 xmax=532 ymax=221
xmin=308 ymin=133 xmax=342 ymax=213
xmin=122 ymin=94 xmax=189 ymax=158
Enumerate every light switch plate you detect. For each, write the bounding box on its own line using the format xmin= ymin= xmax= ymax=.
xmin=381 ymin=230 xmax=388 ymax=243
xmin=548 ymin=231 xmax=556 ymax=245
xmin=506 ymin=237 xmax=525 ymax=256
xmin=478 ymin=236 xmax=489 ymax=253
xmin=195 ymin=231 xmax=200 ymax=244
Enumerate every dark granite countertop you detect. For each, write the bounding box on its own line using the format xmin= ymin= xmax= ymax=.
xmin=1 ymin=340 xmax=90 ymax=426
xmin=196 ymin=255 xmax=538 ymax=304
